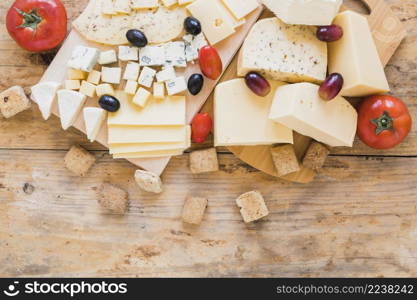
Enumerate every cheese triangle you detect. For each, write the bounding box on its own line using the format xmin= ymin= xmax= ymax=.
xmin=83 ymin=107 xmax=107 ymax=142
xmin=57 ymin=90 xmax=87 ymax=130
xmin=31 ymin=82 xmax=61 ymax=120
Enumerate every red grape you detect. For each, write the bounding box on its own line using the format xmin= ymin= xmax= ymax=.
xmin=319 ymin=73 xmax=344 ymax=101
xmin=317 ymin=25 xmax=343 ymax=42
xmin=244 ymin=72 xmax=271 ymax=97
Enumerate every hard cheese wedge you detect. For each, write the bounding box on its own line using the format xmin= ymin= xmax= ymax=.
xmin=31 ymin=81 xmax=61 ymax=120
xmin=238 ymin=18 xmax=327 ymax=84
xmin=214 ymin=79 xmax=293 ymax=146
xmin=328 ymin=11 xmax=390 ymax=97
xmin=57 ymin=90 xmax=87 ymax=130
xmin=108 ymin=125 xmax=188 ymax=144
xmin=269 ymin=83 xmax=358 ymax=147
xmin=108 ymin=91 xmax=186 ymax=126
xmin=83 ymin=107 xmax=107 ymax=142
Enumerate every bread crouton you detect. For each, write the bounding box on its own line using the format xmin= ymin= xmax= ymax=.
xmin=134 ymin=170 xmax=163 ymax=194
xmin=236 ymin=191 xmax=269 ymax=223
xmin=64 ymin=145 xmax=96 ymax=177
xmin=189 ymin=148 xmax=219 ymax=174
xmin=0 ymin=86 xmax=31 ymax=118
xmin=271 ymin=144 xmax=300 ymax=177
xmin=182 ymin=196 xmax=208 ymax=225
xmin=97 ymin=183 xmax=129 ymax=214
xmin=302 ymin=142 xmax=330 ymax=170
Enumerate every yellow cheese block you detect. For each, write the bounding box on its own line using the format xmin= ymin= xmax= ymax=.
xmin=108 ymin=125 xmax=187 ymax=144
xmin=214 ymin=79 xmax=293 ymax=146
xmin=108 ymin=91 xmax=186 ymax=126
xmin=113 ymin=149 xmax=185 ymax=159
xmin=328 ymin=11 xmax=390 ymax=97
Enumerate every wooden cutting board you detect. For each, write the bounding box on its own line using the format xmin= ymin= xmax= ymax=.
xmin=221 ymin=0 xmax=406 ymax=183
xmin=37 ymin=2 xmax=264 ymax=176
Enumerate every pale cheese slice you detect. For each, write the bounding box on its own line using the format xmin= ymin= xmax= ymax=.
xmin=108 ymin=125 xmax=187 ymax=144
xmin=107 ymin=91 xmax=185 ymax=126
xmin=214 ymin=79 xmax=293 ymax=146
xmin=131 ymin=0 xmax=159 ymax=9
xmin=31 ymin=81 xmax=61 ymax=120
xmin=57 ymin=90 xmax=87 ymax=130
xmin=221 ymin=0 xmax=259 ymax=19
xmin=238 ymin=18 xmax=327 ymax=84
xmin=113 ymin=0 xmax=131 ymax=14
xmin=113 ymin=149 xmax=184 ymax=159
xmin=101 ymin=0 xmax=116 ymax=15
xmin=83 ymin=107 xmax=107 ymax=142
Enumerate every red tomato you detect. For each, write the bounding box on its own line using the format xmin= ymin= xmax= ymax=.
xmin=6 ymin=0 xmax=67 ymax=52
xmin=191 ymin=113 xmax=213 ymax=143
xmin=198 ymin=45 xmax=223 ymax=80
xmin=357 ymin=95 xmax=412 ymax=149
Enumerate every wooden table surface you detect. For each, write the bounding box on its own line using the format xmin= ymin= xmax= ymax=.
xmin=1 ymin=0 xmax=417 ymax=278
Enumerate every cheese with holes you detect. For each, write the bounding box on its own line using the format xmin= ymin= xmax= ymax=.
xmin=238 ymin=18 xmax=327 ymax=84
xmin=83 ymin=107 xmax=107 ymax=142
xmin=31 ymin=81 xmax=61 ymax=120
xmin=262 ymin=0 xmax=342 ymax=26
xmin=328 ymin=11 xmax=390 ymax=97
xmin=269 ymin=83 xmax=358 ymax=147
xmin=57 ymin=90 xmax=87 ymax=130
xmin=221 ymin=0 xmax=259 ymax=19
xmin=108 ymin=125 xmax=188 ymax=143
xmin=214 ymin=79 xmax=293 ymax=146
xmin=187 ymin=0 xmax=236 ymax=45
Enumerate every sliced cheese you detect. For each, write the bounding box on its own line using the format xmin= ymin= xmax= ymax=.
xmin=108 ymin=91 xmax=186 ymax=126
xmin=238 ymin=18 xmax=327 ymax=84
xmin=262 ymin=0 xmax=342 ymax=26
xmin=328 ymin=11 xmax=390 ymax=97
xmin=269 ymin=83 xmax=358 ymax=147
xmin=83 ymin=107 xmax=107 ymax=142
xmin=113 ymin=0 xmax=131 ymax=14
xmin=221 ymin=0 xmax=259 ymax=19
xmin=31 ymin=81 xmax=61 ymax=120
xmin=101 ymin=0 xmax=116 ymax=15
xmin=131 ymin=0 xmax=159 ymax=9
xmin=214 ymin=79 xmax=293 ymax=146
xmin=113 ymin=149 xmax=184 ymax=159
xmin=108 ymin=125 xmax=187 ymax=144
xmin=57 ymin=90 xmax=87 ymax=130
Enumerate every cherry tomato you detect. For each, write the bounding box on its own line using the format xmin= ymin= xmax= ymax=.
xmin=198 ymin=45 xmax=223 ymax=80
xmin=191 ymin=113 xmax=213 ymax=143
xmin=6 ymin=0 xmax=67 ymax=52
xmin=357 ymin=95 xmax=412 ymax=149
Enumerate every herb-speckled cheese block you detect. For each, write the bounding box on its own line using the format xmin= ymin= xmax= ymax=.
xmin=238 ymin=18 xmax=327 ymax=84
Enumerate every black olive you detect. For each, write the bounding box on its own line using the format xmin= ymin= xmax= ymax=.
xmin=184 ymin=17 xmax=202 ymax=36
xmin=188 ymin=74 xmax=204 ymax=96
xmin=99 ymin=95 xmax=120 ymax=112
xmin=126 ymin=29 xmax=148 ymax=48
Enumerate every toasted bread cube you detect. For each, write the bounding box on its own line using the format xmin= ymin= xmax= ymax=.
xmin=236 ymin=191 xmax=269 ymax=223
xmin=96 ymin=84 xmax=115 ymax=97
xmin=153 ymin=82 xmax=165 ymax=99
xmin=134 ymin=170 xmax=163 ymax=193
xmin=271 ymin=144 xmax=300 ymax=177
xmin=97 ymin=183 xmax=129 ymax=214
xmin=125 ymin=80 xmax=138 ymax=95
xmin=302 ymin=141 xmax=330 ymax=170
xmin=133 ymin=87 xmax=151 ymax=107
xmin=67 ymin=68 xmax=87 ymax=80
xmin=0 ymin=86 xmax=31 ymax=118
xmin=182 ymin=196 xmax=208 ymax=225
xmin=87 ymin=70 xmax=101 ymax=85
xmin=189 ymin=148 xmax=219 ymax=174
xmin=64 ymin=145 xmax=96 ymax=177
xmin=80 ymin=81 xmax=97 ymax=97
xmin=65 ymin=80 xmax=81 ymax=90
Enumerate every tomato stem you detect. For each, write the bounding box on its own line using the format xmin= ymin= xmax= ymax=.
xmin=15 ymin=8 xmax=42 ymax=32
xmin=371 ymin=111 xmax=394 ymax=135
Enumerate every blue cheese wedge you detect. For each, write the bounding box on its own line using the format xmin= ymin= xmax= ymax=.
xmin=83 ymin=107 xmax=107 ymax=142
xmin=138 ymin=67 xmax=156 ymax=88
xmin=31 ymin=81 xmax=61 ymax=120
xmin=68 ymin=46 xmax=100 ymax=72
xmin=164 ymin=42 xmax=187 ymax=67
xmin=156 ymin=66 xmax=177 ymax=82
xmin=139 ymin=46 xmax=165 ymax=67
xmin=221 ymin=0 xmax=259 ymax=19
xmin=165 ymin=77 xmax=187 ymax=95
xmin=183 ymin=33 xmax=208 ymax=62
xmin=57 ymin=90 xmax=87 ymax=130
xmin=118 ymin=46 xmax=139 ymax=61
xmin=238 ymin=18 xmax=327 ymax=84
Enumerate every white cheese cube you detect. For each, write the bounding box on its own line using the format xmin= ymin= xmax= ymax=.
xmin=98 ymin=50 xmax=118 ymax=65
xmin=153 ymin=82 xmax=165 ymax=99
xmin=156 ymin=66 xmax=176 ymax=82
xmin=164 ymin=42 xmax=187 ymax=67
xmin=162 ymin=0 xmax=177 ymax=7
xmin=222 ymin=0 xmax=259 ymax=19
xmin=31 ymin=81 xmax=61 ymax=120
xmin=131 ymin=0 xmax=159 ymax=8
xmin=123 ymin=62 xmax=140 ymax=81
xmin=101 ymin=67 xmax=122 ymax=84
xmin=80 ymin=81 xmax=97 ymax=97
xmin=118 ymin=46 xmax=139 ymax=61
xmin=83 ymin=107 xmax=107 ymax=142
xmin=139 ymin=46 xmax=165 ymax=67
xmin=125 ymin=80 xmax=138 ymax=95
xmin=57 ymin=90 xmax=87 ymax=130
xmin=165 ymin=76 xmax=187 ymax=96
xmin=183 ymin=33 xmax=208 ymax=62
xmin=138 ymin=67 xmax=156 ymax=88
xmin=113 ymin=0 xmax=131 ymax=14
xmin=269 ymin=83 xmax=358 ymax=147
xmin=65 ymin=80 xmax=81 ymax=90
xmin=133 ymin=88 xmax=151 ymax=107
xmin=67 ymin=68 xmax=87 ymax=80
xmin=262 ymin=0 xmax=342 ymax=26
xmin=68 ymin=46 xmax=99 ymax=72
xmin=96 ymin=84 xmax=115 ymax=97
xmin=87 ymin=70 xmax=101 ymax=85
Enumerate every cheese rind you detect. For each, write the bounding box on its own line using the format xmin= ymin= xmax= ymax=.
xmin=214 ymin=79 xmax=293 ymax=146
xmin=238 ymin=18 xmax=327 ymax=84
xmin=269 ymin=83 xmax=358 ymax=147
xmin=262 ymin=0 xmax=342 ymax=26
xmin=57 ymin=90 xmax=87 ymax=130
xmin=83 ymin=107 xmax=107 ymax=142
xmin=328 ymin=11 xmax=390 ymax=97
xmin=31 ymin=81 xmax=61 ymax=120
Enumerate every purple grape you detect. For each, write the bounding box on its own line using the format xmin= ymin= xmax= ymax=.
xmin=319 ymin=73 xmax=344 ymax=101
xmin=317 ymin=25 xmax=343 ymax=42
xmin=245 ymin=72 xmax=271 ymax=97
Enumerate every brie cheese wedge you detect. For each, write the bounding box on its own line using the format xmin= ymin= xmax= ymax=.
xmin=31 ymin=81 xmax=61 ymax=120
xmin=83 ymin=107 xmax=107 ymax=142
xmin=57 ymin=90 xmax=87 ymax=130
